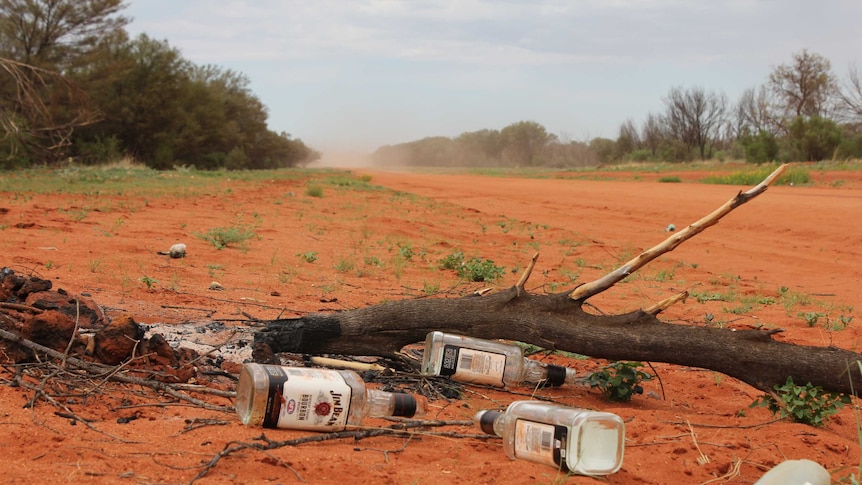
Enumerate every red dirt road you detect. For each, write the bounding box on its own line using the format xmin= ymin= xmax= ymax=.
xmin=1 ymin=165 xmax=861 ymax=484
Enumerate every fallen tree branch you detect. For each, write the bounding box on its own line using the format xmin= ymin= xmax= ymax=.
xmin=254 ymin=164 xmax=862 ymax=396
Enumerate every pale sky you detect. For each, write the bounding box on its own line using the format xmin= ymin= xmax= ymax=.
xmin=124 ymin=1 xmax=862 ymax=154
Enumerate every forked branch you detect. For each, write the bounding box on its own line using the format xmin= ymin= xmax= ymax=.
xmin=569 ymin=164 xmax=788 ymax=301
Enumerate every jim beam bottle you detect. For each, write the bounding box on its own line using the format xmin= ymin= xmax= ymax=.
xmin=420 ymin=331 xmax=578 ymax=387
xmin=236 ymin=363 xmax=427 ymax=431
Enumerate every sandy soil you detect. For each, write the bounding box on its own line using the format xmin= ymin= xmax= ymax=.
xmin=1 ymin=165 xmax=861 ymax=484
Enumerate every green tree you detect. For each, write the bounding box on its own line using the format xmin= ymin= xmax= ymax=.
xmin=787 ymin=116 xmax=841 ymax=161
xmin=455 ymin=128 xmax=503 ymax=165
xmin=0 ymin=0 xmax=129 ymax=69
xmin=0 ymin=0 xmax=127 ymax=164
xmin=739 ymin=130 xmax=779 ymax=163
xmin=500 ymin=120 xmax=554 ymax=166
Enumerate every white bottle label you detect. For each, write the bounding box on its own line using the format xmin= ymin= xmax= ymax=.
xmin=441 ymin=344 xmax=506 ymax=386
xmin=264 ymin=367 xmax=353 ymax=431
xmin=513 ymin=419 xmax=568 ymax=469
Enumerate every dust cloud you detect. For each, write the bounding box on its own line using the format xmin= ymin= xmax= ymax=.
xmin=309 ymin=150 xmax=376 ymax=169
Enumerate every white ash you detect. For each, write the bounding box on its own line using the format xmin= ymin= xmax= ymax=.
xmin=140 ymin=320 xmax=255 ymax=364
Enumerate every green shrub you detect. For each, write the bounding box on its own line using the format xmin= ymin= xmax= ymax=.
xmin=700 ymin=164 xmax=810 ymax=186
xmin=787 ymin=116 xmax=842 ymax=162
xmin=740 ymin=130 xmax=779 ymax=163
xmin=305 ymin=185 xmax=324 ymax=197
xmin=459 ymin=257 xmax=505 ymax=282
xmin=298 ymin=251 xmax=318 ymax=263
xmin=658 ymin=176 xmax=681 ymax=183
xmin=438 ymin=251 xmax=465 ymax=270
xmin=585 ymin=361 xmax=653 ymax=402
xmin=750 ymin=376 xmax=849 ymax=427
xmin=196 ymin=225 xmax=256 ymax=250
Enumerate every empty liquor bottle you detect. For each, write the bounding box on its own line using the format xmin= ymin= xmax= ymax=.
xmin=475 ymin=400 xmax=625 ymax=475
xmin=236 ymin=363 xmax=427 ymax=431
xmin=420 ymin=331 xmax=578 ymax=388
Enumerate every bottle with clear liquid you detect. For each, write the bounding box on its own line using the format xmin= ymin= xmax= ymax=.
xmin=236 ymin=363 xmax=427 ymax=431
xmin=420 ymin=331 xmax=578 ymax=388
xmin=475 ymin=400 xmax=625 ymax=475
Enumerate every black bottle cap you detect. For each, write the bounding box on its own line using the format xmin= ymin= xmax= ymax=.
xmin=545 ymin=364 xmax=568 ymax=387
xmin=392 ymin=394 xmax=417 ymax=417
xmin=478 ymin=410 xmax=502 ymax=435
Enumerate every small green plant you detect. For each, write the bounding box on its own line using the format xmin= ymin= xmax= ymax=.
xmin=422 ymin=281 xmax=440 ymax=295
xmin=584 ymin=361 xmax=653 ymax=402
xmin=364 ymin=255 xmax=383 ymax=267
xmin=298 ymin=251 xmax=318 ymax=263
xmin=44 ymin=260 xmax=54 ymax=269
xmin=196 ymin=225 xmax=256 ymax=250
xmin=799 ymin=311 xmax=826 ymax=327
xmin=658 ymin=175 xmax=681 ymax=183
xmin=398 ymin=243 xmax=414 ymax=261
xmin=750 ymin=376 xmax=850 ymax=427
xmin=305 ymin=185 xmax=324 ymax=197
xmin=334 ymin=257 xmax=354 ymax=273
xmin=88 ymin=258 xmax=102 ymax=273
xmin=140 ymin=275 xmax=158 ymax=289
xmin=438 ymin=251 xmax=465 ymax=270
xmin=206 ymin=263 xmax=224 ymax=278
xmin=458 ymin=257 xmax=505 ymax=282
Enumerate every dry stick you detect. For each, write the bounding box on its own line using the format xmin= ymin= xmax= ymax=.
xmin=190 ymin=419 xmax=473 ymax=484
xmin=569 ymin=163 xmax=788 ymax=301
xmin=177 ymin=418 xmax=231 ymax=435
xmin=0 ymin=302 xmax=43 ymax=313
xmin=13 ymin=374 xmax=135 ymax=443
xmin=664 ymin=418 xmax=783 ymax=429
xmin=0 ymin=328 xmax=234 ymax=412
xmin=646 ymin=361 xmax=667 ymax=400
xmin=698 ymin=458 xmax=742 ymax=485
xmin=686 ymin=419 xmax=710 ymax=465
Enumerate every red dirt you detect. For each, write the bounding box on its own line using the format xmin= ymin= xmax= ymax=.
xmin=1 ymin=166 xmax=861 ymax=484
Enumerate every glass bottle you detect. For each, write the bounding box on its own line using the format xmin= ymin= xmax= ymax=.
xmin=420 ymin=331 xmax=578 ymax=388
xmin=475 ymin=400 xmax=625 ymax=475
xmin=236 ymin=363 xmax=427 ymax=431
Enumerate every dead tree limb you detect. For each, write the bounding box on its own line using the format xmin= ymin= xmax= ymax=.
xmin=256 ymin=164 xmax=862 ymax=396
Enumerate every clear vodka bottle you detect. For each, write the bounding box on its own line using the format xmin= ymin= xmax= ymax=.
xmin=420 ymin=331 xmax=578 ymax=388
xmin=236 ymin=363 xmax=427 ymax=431
xmin=475 ymin=400 xmax=625 ymax=475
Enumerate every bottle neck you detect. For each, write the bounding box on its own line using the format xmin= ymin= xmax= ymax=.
xmin=476 ymin=410 xmax=504 ymax=436
xmin=366 ymin=389 xmax=422 ymax=418
xmin=522 ymin=360 xmax=578 ymax=387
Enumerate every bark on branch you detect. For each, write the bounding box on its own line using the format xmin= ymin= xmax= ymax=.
xmin=256 ymin=164 xmax=862 ymax=396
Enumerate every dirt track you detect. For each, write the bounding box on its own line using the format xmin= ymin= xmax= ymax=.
xmin=1 ymin=166 xmax=861 ymax=484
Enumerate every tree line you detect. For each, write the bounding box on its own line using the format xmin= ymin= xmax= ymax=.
xmin=374 ymin=49 xmax=862 ymax=168
xmin=0 ymin=0 xmax=319 ymax=170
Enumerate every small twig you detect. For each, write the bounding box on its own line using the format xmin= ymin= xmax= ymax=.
xmin=0 ymin=302 xmax=44 ymax=314
xmin=14 ymin=374 xmax=133 ymax=443
xmin=646 ymin=361 xmax=666 ymax=400
xmin=663 ymin=418 xmax=783 ymax=429
xmin=0 ymin=328 xmax=234 ymax=412
xmin=190 ymin=420 xmax=472 ymax=484
xmin=686 ymin=419 xmax=710 ymax=465
xmin=698 ymin=458 xmax=742 ymax=484
xmin=178 ymin=418 xmax=231 ymax=435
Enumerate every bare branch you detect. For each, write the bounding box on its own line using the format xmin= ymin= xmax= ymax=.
xmin=515 ymin=252 xmax=539 ymax=291
xmin=569 ymin=164 xmax=788 ymax=301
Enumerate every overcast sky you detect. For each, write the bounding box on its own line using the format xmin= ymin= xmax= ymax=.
xmin=124 ymin=1 xmax=862 ymax=154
